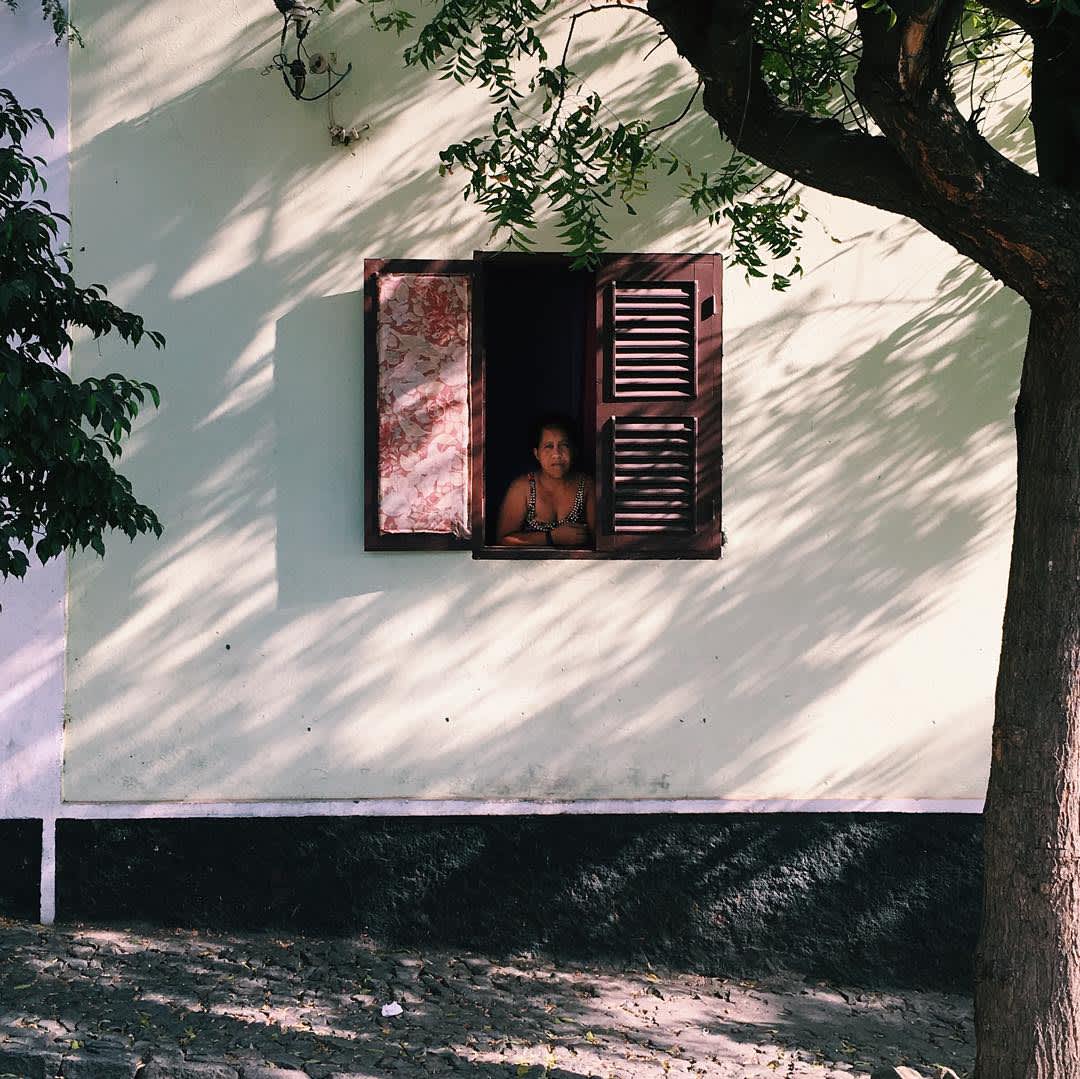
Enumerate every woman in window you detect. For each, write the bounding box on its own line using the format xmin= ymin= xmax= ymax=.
xmin=496 ymin=416 xmax=596 ymax=547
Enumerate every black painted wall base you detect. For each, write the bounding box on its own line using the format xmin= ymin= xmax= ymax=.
xmin=0 ymin=819 xmax=41 ymax=921
xmin=53 ymin=814 xmax=981 ymax=991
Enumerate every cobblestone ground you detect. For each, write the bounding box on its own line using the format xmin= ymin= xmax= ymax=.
xmin=0 ymin=919 xmax=973 ymax=1079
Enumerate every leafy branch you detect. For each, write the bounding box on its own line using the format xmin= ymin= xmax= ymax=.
xmin=354 ymin=0 xmax=1032 ymax=283
xmin=0 ymin=88 xmax=164 ymax=583
xmin=356 ymin=0 xmax=831 ymax=284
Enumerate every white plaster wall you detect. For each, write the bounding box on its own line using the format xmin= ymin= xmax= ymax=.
xmin=60 ymin=0 xmax=1025 ymax=803
xmin=0 ymin=3 xmax=67 ymax=821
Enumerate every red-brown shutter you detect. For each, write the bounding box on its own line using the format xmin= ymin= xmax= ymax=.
xmin=363 ymin=259 xmax=474 ymax=551
xmin=593 ymin=254 xmax=722 ymax=557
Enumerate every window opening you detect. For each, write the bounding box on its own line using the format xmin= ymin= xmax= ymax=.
xmin=481 ymin=260 xmax=591 ymax=547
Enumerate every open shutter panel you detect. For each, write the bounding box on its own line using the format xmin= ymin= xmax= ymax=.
xmin=595 ymin=254 xmax=722 ymax=557
xmin=363 ymin=259 xmax=473 ymax=551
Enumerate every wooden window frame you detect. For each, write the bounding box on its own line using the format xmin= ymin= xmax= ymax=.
xmin=364 ymin=253 xmax=723 ymax=559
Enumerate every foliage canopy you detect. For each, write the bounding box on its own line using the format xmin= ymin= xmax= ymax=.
xmin=346 ymin=0 xmax=1026 ymax=290
xmin=0 ymin=87 xmax=163 ymax=584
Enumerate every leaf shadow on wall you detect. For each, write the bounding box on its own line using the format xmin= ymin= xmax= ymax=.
xmin=261 ymin=250 xmax=1021 ymax=804
xmin=53 ymin=4 xmax=1027 ymax=805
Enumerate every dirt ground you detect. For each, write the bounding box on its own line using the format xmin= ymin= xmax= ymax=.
xmin=0 ymin=919 xmax=973 ymax=1078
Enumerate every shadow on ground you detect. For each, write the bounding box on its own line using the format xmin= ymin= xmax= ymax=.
xmin=0 ymin=920 xmax=974 ymax=1078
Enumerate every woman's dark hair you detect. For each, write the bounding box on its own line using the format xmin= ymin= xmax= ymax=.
xmin=529 ymin=413 xmax=578 ymax=451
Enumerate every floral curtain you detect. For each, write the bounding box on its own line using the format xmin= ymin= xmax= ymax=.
xmin=376 ymin=273 xmax=471 ymax=536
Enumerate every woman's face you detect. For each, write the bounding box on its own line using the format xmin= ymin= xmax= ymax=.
xmin=534 ymin=426 xmax=573 ymax=479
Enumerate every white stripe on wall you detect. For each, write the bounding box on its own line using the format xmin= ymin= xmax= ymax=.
xmin=55 ymin=797 xmax=984 ymax=818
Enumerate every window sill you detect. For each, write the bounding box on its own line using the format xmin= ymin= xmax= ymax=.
xmin=473 ymin=546 xmax=722 ymax=560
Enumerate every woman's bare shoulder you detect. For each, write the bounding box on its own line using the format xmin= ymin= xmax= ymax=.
xmin=500 ymin=474 xmax=531 ymax=508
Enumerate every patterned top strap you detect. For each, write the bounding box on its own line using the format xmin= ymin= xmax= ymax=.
xmin=525 ymin=473 xmax=586 ymax=531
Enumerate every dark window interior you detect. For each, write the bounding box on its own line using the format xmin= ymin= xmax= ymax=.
xmin=482 ymin=262 xmax=591 ymax=544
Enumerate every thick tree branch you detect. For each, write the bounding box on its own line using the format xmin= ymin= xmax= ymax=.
xmin=647 ymin=0 xmax=934 ymax=224
xmin=898 ymin=0 xmax=951 ymax=98
xmin=1030 ymin=20 xmax=1080 ymax=191
xmin=977 ymin=0 xmax=1050 ymax=35
xmin=650 ymin=0 xmax=1080 ymax=305
xmin=854 ymin=0 xmax=1080 ymax=303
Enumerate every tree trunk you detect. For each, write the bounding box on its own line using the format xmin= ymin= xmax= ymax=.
xmin=977 ymin=305 xmax=1080 ymax=1078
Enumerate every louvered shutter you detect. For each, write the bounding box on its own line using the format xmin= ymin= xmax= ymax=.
xmin=594 ymin=254 xmax=722 ymax=556
xmin=363 ymin=259 xmax=473 ymax=551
